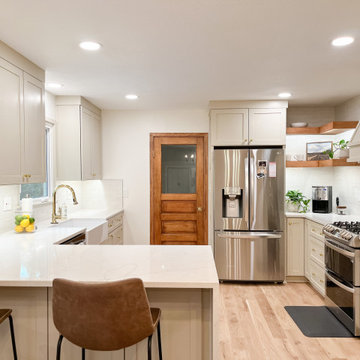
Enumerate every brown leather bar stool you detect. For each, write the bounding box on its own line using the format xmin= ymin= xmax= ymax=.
xmin=52 ymin=278 xmax=162 ymax=360
xmin=0 ymin=309 xmax=18 ymax=360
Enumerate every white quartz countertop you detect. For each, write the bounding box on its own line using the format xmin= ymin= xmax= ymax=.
xmin=0 ymin=224 xmax=218 ymax=288
xmin=286 ymin=212 xmax=360 ymax=225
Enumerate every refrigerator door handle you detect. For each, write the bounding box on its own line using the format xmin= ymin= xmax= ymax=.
xmin=217 ymin=232 xmax=282 ymax=239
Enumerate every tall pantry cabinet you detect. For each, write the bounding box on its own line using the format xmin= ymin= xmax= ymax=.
xmin=0 ymin=41 xmax=45 ymax=185
xmin=56 ymin=96 xmax=102 ymax=181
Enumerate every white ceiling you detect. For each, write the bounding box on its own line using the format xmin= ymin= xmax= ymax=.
xmin=1 ymin=0 xmax=360 ymax=110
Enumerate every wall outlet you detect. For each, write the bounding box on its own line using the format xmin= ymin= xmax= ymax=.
xmin=3 ymin=197 xmax=12 ymax=211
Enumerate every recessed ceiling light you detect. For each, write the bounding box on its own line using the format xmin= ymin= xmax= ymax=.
xmin=332 ymin=36 xmax=354 ymax=47
xmin=45 ymin=82 xmax=63 ymax=89
xmin=278 ymin=92 xmax=292 ymax=98
xmin=79 ymin=41 xmax=102 ymax=51
xmin=125 ymin=94 xmax=138 ymax=100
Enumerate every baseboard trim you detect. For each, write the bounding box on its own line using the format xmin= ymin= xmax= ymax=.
xmin=286 ymin=276 xmax=308 ymax=283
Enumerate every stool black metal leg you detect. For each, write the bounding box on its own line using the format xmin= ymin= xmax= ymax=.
xmin=8 ymin=315 xmax=17 ymax=360
xmin=56 ymin=335 xmax=63 ymax=360
xmin=148 ymin=334 xmax=153 ymax=360
xmin=157 ymin=321 xmax=163 ymax=360
xmin=82 ymin=348 xmax=86 ymax=360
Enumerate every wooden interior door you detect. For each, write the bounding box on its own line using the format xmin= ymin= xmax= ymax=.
xmin=150 ymin=133 xmax=208 ymax=245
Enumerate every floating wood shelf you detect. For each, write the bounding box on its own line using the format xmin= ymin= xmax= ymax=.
xmin=286 ymin=121 xmax=358 ymax=135
xmin=286 ymin=159 xmax=360 ymax=168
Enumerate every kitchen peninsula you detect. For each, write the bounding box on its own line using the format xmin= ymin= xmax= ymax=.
xmin=0 ymin=226 xmax=219 ymax=360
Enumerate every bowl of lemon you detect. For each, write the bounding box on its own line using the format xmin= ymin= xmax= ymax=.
xmin=14 ymin=213 xmax=36 ymax=233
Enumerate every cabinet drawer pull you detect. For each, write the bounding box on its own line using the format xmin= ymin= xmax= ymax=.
xmin=312 ymin=273 xmax=316 ymax=277
xmin=320 ymin=279 xmax=324 ymax=283
xmin=319 ymin=253 xmax=323 ymax=257
xmin=312 ymin=248 xmax=316 ymax=252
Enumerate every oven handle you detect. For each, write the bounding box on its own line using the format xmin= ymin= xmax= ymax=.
xmin=325 ymin=240 xmax=355 ymax=259
xmin=326 ymin=271 xmax=355 ymax=294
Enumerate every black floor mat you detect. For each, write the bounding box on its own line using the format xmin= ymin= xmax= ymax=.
xmin=285 ymin=306 xmax=353 ymax=337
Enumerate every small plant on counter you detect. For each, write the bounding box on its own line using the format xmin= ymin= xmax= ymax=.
xmin=323 ymin=139 xmax=349 ymax=159
xmin=285 ymin=190 xmax=311 ymax=213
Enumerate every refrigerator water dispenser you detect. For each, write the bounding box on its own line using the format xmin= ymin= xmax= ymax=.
xmin=222 ymin=187 xmax=242 ymax=218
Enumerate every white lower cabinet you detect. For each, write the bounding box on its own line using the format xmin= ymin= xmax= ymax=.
xmin=0 ymin=288 xmax=48 ymax=360
xmin=286 ymin=218 xmax=305 ymax=276
xmin=287 ymin=217 xmax=326 ymax=296
xmin=305 ymin=220 xmax=325 ymax=296
xmin=102 ymin=212 xmax=124 ymax=245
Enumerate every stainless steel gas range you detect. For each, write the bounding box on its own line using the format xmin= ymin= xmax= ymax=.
xmin=323 ymin=221 xmax=360 ymax=336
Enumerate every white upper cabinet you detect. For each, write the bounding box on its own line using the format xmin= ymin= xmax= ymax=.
xmin=209 ymin=101 xmax=288 ymax=146
xmin=0 ymin=42 xmax=45 ymax=185
xmin=0 ymin=58 xmax=23 ymax=184
xmin=23 ymin=73 xmax=45 ymax=183
xmin=248 ymin=108 xmax=286 ymax=145
xmin=210 ymin=109 xmax=248 ymax=146
xmin=56 ymin=96 xmax=102 ymax=181
xmin=81 ymin=107 xmax=102 ymax=180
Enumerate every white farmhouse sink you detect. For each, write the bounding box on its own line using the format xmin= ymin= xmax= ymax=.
xmin=56 ymin=218 xmax=108 ymax=245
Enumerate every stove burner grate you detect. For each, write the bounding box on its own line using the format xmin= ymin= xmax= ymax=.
xmin=333 ymin=221 xmax=360 ymax=234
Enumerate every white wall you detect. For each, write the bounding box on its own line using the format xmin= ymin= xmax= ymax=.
xmin=335 ymin=95 xmax=360 ymax=122
xmin=287 ymin=107 xmax=335 ymax=127
xmin=102 ymin=109 xmax=209 ymax=244
xmin=286 ymin=129 xmax=360 ymax=214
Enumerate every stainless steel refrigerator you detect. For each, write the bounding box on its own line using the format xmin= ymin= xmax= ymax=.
xmin=214 ymin=148 xmax=285 ymax=282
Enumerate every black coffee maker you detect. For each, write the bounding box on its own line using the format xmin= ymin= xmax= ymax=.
xmin=312 ymin=186 xmax=332 ymax=213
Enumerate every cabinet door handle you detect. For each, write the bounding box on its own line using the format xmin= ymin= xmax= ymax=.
xmin=197 ymin=207 xmax=203 ymax=212
xmin=249 ymin=139 xmax=253 ymax=143
xmin=320 ymin=279 xmax=324 ymax=283
xmin=320 ymin=253 xmax=323 ymax=257
xmin=289 ymin=222 xmax=292 ymax=225
xmin=312 ymin=273 xmax=316 ymax=277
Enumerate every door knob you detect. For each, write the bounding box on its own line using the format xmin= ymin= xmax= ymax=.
xmin=197 ymin=207 xmax=203 ymax=212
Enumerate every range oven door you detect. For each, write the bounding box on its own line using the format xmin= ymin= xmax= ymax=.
xmin=214 ymin=231 xmax=285 ymax=282
xmin=325 ymin=239 xmax=360 ymax=286
xmin=325 ymin=270 xmax=360 ymax=335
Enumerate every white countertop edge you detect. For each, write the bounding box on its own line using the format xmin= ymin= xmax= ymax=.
xmin=105 ymin=209 xmax=124 ymax=220
xmin=0 ymin=280 xmax=219 ymax=289
xmin=285 ymin=212 xmax=360 ymax=226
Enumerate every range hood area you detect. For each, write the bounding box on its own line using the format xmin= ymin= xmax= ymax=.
xmin=348 ymin=122 xmax=360 ymax=162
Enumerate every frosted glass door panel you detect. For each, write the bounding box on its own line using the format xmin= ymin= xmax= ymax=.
xmin=161 ymin=145 xmax=196 ymax=193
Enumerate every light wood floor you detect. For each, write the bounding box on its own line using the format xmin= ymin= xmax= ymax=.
xmin=219 ymin=282 xmax=360 ymax=360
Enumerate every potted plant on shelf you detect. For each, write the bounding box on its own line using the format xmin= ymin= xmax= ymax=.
xmin=323 ymin=139 xmax=349 ymax=159
xmin=285 ymin=190 xmax=311 ymax=213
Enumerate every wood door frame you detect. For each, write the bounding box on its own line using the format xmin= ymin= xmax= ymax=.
xmin=150 ymin=133 xmax=208 ymax=245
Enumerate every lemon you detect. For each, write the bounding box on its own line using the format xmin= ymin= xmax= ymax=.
xmin=25 ymin=224 xmax=35 ymax=232
xmin=15 ymin=225 xmax=24 ymax=233
xmin=20 ymin=219 xmax=30 ymax=228
xmin=23 ymin=214 xmax=30 ymax=219
xmin=15 ymin=215 xmax=23 ymax=223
